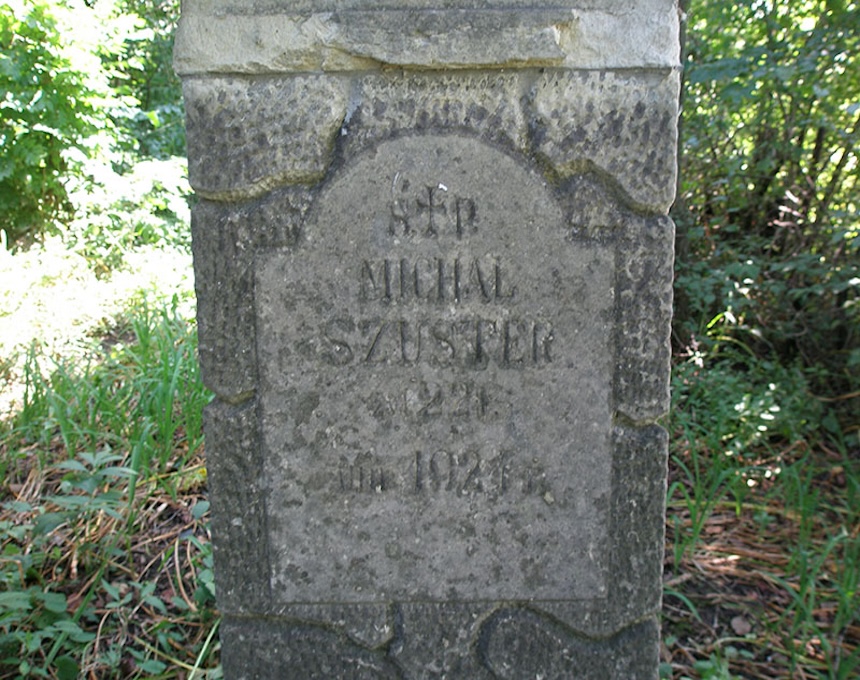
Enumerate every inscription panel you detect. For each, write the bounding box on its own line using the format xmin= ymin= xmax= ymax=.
xmin=256 ymin=135 xmax=614 ymax=603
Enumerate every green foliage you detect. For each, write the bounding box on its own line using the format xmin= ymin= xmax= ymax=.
xmin=675 ymin=0 xmax=860 ymax=426
xmin=66 ymin=157 xmax=192 ymax=276
xmin=106 ymin=0 xmax=185 ymax=159
xmin=0 ymin=297 xmax=218 ymax=678
xmin=667 ymin=339 xmax=860 ymax=676
xmin=0 ymin=0 xmax=101 ymax=245
xmin=669 ymin=345 xmax=822 ymax=564
xmin=10 ymin=295 xmax=209 ymax=492
xmin=0 ymin=0 xmax=184 ymax=250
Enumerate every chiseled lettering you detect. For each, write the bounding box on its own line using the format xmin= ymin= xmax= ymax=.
xmin=358 ymin=256 xmax=515 ymax=304
xmin=389 ymin=181 xmax=478 ymax=239
xmin=339 ymin=453 xmax=388 ymax=494
xmin=398 ymin=380 xmax=492 ymax=422
xmin=412 ymin=448 xmax=549 ymax=498
xmin=316 ymin=317 xmax=553 ymax=369
xmin=417 ymin=185 xmax=447 ymax=236
xmin=455 ymin=197 xmax=477 ymax=238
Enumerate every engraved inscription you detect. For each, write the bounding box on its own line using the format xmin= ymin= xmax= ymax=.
xmin=359 ymin=256 xmax=515 ymax=304
xmin=310 ymin=316 xmax=554 ymax=368
xmin=390 ymin=180 xmax=478 ymax=239
xmin=414 ymin=449 xmax=551 ymax=498
xmin=339 ymin=453 xmax=388 ymax=494
xmin=258 ymin=135 xmax=613 ymax=603
xmin=367 ymin=380 xmax=494 ymax=422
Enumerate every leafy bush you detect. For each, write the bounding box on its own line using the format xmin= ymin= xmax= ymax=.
xmin=674 ymin=0 xmax=860 ymax=426
xmin=0 ymin=0 xmax=102 ymax=246
xmin=66 ymin=157 xmax=192 ymax=276
xmin=108 ymin=0 xmax=184 ymax=159
xmin=1 ymin=0 xmax=185 ymax=251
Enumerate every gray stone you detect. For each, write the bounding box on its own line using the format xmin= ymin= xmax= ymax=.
xmin=256 ymin=135 xmax=613 ymax=605
xmin=174 ymin=2 xmax=680 ymax=75
xmin=530 ymin=69 xmax=681 ymax=212
xmin=183 ymin=76 xmax=348 ymax=200
xmin=221 ymin=617 xmax=404 ymax=680
xmin=615 ymin=217 xmax=675 ymax=423
xmin=203 ymin=400 xmax=269 ymax=612
xmin=478 ymin=610 xmax=660 ymax=679
xmin=192 ymin=188 xmax=312 ymax=400
xmin=178 ymin=1 xmax=678 ymax=677
xmin=343 ymin=72 xmax=531 ymax=157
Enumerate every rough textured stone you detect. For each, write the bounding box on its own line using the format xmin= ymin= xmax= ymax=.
xmin=256 ymin=135 xmax=614 ymax=604
xmin=530 ymin=69 xmax=680 ymax=212
xmin=203 ymin=400 xmax=269 ymax=612
xmin=183 ymin=76 xmax=347 ymax=199
xmin=615 ymin=217 xmax=675 ymax=423
xmin=530 ymin=423 xmax=668 ymax=638
xmin=221 ymin=606 xmax=661 ymax=679
xmin=192 ymin=188 xmax=312 ymax=401
xmin=222 ymin=604 xmax=659 ymax=680
xmin=191 ymin=0 xmax=667 ymax=9
xmin=174 ymin=2 xmax=680 ymax=74
xmin=343 ymin=72 xmax=530 ymax=156
xmin=179 ymin=1 xmax=678 ymax=677
xmin=262 ymin=603 xmax=398 ymax=650
xmin=221 ymin=616 xmax=405 ymax=680
xmin=606 ymin=423 xmax=668 ymax=626
xmin=478 ymin=610 xmax=659 ymax=679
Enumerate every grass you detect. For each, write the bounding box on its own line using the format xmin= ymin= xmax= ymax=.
xmin=662 ymin=345 xmax=860 ymax=679
xmin=0 ymin=278 xmax=217 ymax=677
xmin=1 ymin=239 xmax=857 ymax=678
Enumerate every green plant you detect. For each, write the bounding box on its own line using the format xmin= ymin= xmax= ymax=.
xmin=1 ymin=0 xmax=186 ymax=251
xmin=674 ymin=0 xmax=860 ymax=429
xmin=667 ymin=345 xmax=822 ymax=564
xmin=0 ymin=0 xmax=102 ymax=245
xmin=107 ymin=0 xmax=184 ymax=159
xmin=65 ymin=156 xmax=192 ymax=276
xmin=121 ymin=296 xmax=209 ymax=497
xmin=690 ymin=652 xmax=743 ymax=680
xmin=0 ymin=296 xmax=219 ymax=679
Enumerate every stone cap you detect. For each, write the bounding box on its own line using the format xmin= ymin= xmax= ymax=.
xmin=174 ymin=1 xmax=680 ymax=75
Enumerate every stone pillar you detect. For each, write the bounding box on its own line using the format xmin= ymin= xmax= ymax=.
xmin=175 ymin=2 xmax=679 ymax=678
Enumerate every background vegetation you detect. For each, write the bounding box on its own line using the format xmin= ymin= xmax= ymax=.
xmin=0 ymin=0 xmax=857 ymax=678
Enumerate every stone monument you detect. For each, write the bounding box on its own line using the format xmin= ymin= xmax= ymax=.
xmin=176 ymin=1 xmax=679 ymax=677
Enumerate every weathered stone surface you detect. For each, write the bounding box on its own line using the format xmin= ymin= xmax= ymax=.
xmin=530 ymin=69 xmax=681 ymax=212
xmin=559 ymin=173 xmax=634 ymax=238
xmin=221 ymin=605 xmax=660 ymax=679
xmin=192 ymin=188 xmax=312 ymax=400
xmin=343 ymin=72 xmax=530 ymax=156
xmin=179 ymin=1 xmax=678 ymax=677
xmin=174 ymin=2 xmax=680 ymax=74
xmin=478 ymin=609 xmax=659 ymax=679
xmin=183 ymin=76 xmax=347 ymax=199
xmin=221 ymin=616 xmax=404 ymax=680
xmin=391 ymin=603 xmax=493 ymax=679
xmin=528 ymin=422 xmax=668 ymax=638
xmin=190 ymin=0 xmax=668 ymax=9
xmin=203 ymin=400 xmax=269 ymax=612
xmin=263 ymin=603 xmax=397 ymax=650
xmin=256 ymin=135 xmax=613 ymax=604
xmin=615 ymin=217 xmax=675 ymax=423
xmin=606 ymin=423 xmax=668 ymax=624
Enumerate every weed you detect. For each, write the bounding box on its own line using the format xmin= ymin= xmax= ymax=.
xmin=0 ymin=295 xmax=217 ymax=679
xmin=664 ymin=342 xmax=860 ymax=678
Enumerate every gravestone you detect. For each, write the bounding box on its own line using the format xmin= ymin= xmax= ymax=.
xmin=175 ymin=2 xmax=679 ymax=678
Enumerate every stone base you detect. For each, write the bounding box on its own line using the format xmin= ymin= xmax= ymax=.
xmin=221 ymin=609 xmax=660 ymax=679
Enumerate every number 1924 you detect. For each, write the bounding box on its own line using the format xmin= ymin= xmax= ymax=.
xmin=414 ymin=448 xmax=550 ymax=498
